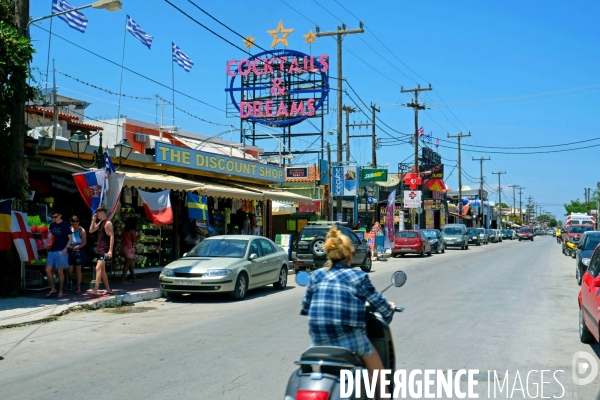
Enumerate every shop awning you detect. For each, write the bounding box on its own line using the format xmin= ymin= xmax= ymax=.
xmin=189 ymin=182 xmax=263 ymax=201
xmin=118 ymin=167 xmax=202 ymax=191
xmin=449 ymin=212 xmax=472 ymax=220
xmin=209 ymin=182 xmax=313 ymax=204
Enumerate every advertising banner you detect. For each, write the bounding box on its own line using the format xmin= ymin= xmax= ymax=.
xmin=365 ymin=231 xmax=376 ymax=256
xmin=360 ymin=168 xmax=388 ymax=182
xmin=332 ymin=166 xmax=357 ymax=196
xmin=403 ymin=190 xmax=422 ymax=209
xmin=285 ymin=167 xmax=309 ymax=179
xmin=426 ymin=210 xmax=434 ymax=229
xmin=384 ymin=190 xmax=396 ymax=249
xmin=430 ymin=164 xmax=444 ymax=179
xmin=423 ymin=199 xmax=441 ymax=210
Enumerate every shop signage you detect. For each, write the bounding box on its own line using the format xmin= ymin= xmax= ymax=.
xmin=226 ymin=49 xmax=330 ymax=127
xmin=155 ymin=142 xmax=284 ymax=183
xmin=432 ymin=190 xmax=444 ymax=200
xmin=360 ymin=168 xmax=388 ymax=182
xmin=286 ymin=167 xmax=309 ymax=178
xmin=429 ymin=164 xmax=444 ymax=179
xmin=403 ymin=190 xmax=422 ymax=209
xmin=422 ymin=147 xmax=441 ymax=165
xmin=425 ymin=210 xmax=434 ymax=229
xmin=298 ymin=201 xmax=320 ymax=213
xmin=424 ymin=199 xmax=441 ymax=210
xmin=332 ymin=166 xmax=357 ymax=196
xmin=365 ymin=232 xmax=376 ymax=256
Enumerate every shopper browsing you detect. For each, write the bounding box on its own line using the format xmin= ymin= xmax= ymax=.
xmin=120 ymin=217 xmax=140 ymax=284
xmin=45 ymin=210 xmax=72 ymax=299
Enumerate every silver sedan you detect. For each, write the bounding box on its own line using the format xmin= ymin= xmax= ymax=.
xmin=159 ymin=235 xmax=289 ymax=300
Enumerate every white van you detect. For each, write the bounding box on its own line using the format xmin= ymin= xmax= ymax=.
xmin=566 ymin=213 xmax=595 ymax=227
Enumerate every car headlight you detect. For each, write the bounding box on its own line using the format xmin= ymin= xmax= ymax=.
xmin=583 ymin=258 xmax=591 ymax=267
xmin=430 ymin=239 xmax=438 ymax=243
xmin=203 ymin=269 xmax=232 ymax=277
xmin=162 ymin=269 xmax=174 ymax=277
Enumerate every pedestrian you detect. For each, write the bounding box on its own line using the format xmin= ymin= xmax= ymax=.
xmin=89 ymin=205 xmax=113 ymax=295
xmin=67 ymin=215 xmax=87 ymax=294
xmin=120 ymin=217 xmax=140 ymax=284
xmin=45 ymin=209 xmax=72 ymax=299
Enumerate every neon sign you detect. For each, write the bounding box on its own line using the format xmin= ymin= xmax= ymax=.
xmin=225 ymin=49 xmax=330 ymax=127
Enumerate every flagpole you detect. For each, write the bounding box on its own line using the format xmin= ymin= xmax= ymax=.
xmin=41 ymin=2 xmax=54 ymax=134
xmin=171 ymin=43 xmax=175 ymax=127
xmin=116 ymin=15 xmax=128 ymax=143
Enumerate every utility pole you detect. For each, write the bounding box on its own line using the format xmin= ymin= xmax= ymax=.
xmin=473 ymin=157 xmax=490 ymax=228
xmin=401 ymin=84 xmax=432 ymax=174
xmin=527 ymin=196 xmax=533 ymax=225
xmin=316 ymin=23 xmax=364 ymax=222
xmin=448 ymin=132 xmax=471 ymax=216
xmin=492 ymin=171 xmax=506 ymax=228
xmin=508 ymin=184 xmax=519 ymax=227
xmin=518 ymin=187 xmax=525 ymax=224
xmin=347 ymin=103 xmax=380 ymax=166
xmin=327 ymin=142 xmax=332 ymax=219
xmin=342 ymin=105 xmax=356 ymax=163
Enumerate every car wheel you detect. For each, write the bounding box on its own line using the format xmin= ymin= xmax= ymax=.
xmin=519 ymin=238 xmax=522 ymax=242
xmin=441 ymin=245 xmax=445 ymax=253
xmin=419 ymin=248 xmax=425 ymax=257
xmin=427 ymin=248 xmax=432 ymax=256
xmin=436 ymin=245 xmax=440 ymax=254
xmin=477 ymin=241 xmax=481 ymax=246
xmin=231 ymin=272 xmax=248 ymax=300
xmin=361 ymin=256 xmax=372 ymax=272
xmin=310 ymin=237 xmax=326 ymax=258
xmin=580 ymin=307 xmax=595 ymax=344
xmin=273 ymin=267 xmax=288 ymax=290
xmin=577 ymin=266 xmax=582 ymax=286
xmin=165 ymin=291 xmax=182 ymax=299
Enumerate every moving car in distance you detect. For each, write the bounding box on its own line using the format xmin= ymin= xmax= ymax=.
xmin=501 ymin=229 xmax=513 ymax=240
xmin=160 ymin=235 xmax=289 ymax=300
xmin=442 ymin=224 xmax=469 ymax=250
xmin=518 ymin=227 xmax=534 ymax=241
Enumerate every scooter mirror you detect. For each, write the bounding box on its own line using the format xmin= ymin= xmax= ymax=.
xmin=295 ymin=271 xmax=310 ymax=286
xmin=391 ymin=271 xmax=407 ymax=287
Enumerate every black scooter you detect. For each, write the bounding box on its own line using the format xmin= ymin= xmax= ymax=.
xmin=284 ymin=271 xmax=406 ymax=400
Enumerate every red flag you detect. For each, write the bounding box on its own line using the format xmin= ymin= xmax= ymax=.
xmin=11 ymin=211 xmax=38 ymax=262
xmin=0 ymin=199 xmax=12 ymax=250
xmin=137 ymin=189 xmax=173 ymax=225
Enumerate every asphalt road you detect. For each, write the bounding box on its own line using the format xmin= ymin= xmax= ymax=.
xmin=1 ymin=236 xmax=599 ymax=399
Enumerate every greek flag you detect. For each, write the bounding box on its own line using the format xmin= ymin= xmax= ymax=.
xmin=52 ymin=0 xmax=88 ymax=33
xmin=172 ymin=43 xmax=194 ymax=72
xmin=126 ymin=15 xmax=153 ymax=49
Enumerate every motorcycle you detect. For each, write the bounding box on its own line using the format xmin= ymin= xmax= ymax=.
xmin=284 ymin=270 xmax=406 ymax=400
xmin=565 ymin=238 xmax=578 ymax=258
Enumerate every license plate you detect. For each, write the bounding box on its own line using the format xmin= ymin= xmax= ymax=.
xmin=472 ymin=237 xmax=477 ymax=239
xmin=401 ymin=248 xmax=411 ymax=251
xmin=180 ymin=280 xmax=195 ymax=285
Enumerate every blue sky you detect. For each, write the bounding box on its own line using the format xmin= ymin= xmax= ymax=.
xmin=29 ymin=0 xmax=600 ymax=221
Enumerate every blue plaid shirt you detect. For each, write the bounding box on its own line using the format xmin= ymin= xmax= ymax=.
xmin=300 ymin=263 xmax=394 ymax=347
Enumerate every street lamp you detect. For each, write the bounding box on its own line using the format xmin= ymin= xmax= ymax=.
xmin=69 ymin=130 xmax=132 ymax=169
xmin=27 ymin=0 xmax=123 ymax=28
xmin=358 ymin=186 xmax=375 ymax=228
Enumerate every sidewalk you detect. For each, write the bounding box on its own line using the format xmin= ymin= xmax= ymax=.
xmin=0 ymin=271 xmax=162 ymax=329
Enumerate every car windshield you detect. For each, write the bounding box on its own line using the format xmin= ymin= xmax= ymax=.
xmin=478 ymin=229 xmax=485 ymax=234
xmin=570 ymin=226 xmax=593 ymax=234
xmin=520 ymin=229 xmax=532 ymax=233
xmin=581 ymin=221 xmax=594 ymax=225
xmin=186 ymin=239 xmax=248 ymax=258
xmin=422 ymin=230 xmax=438 ymax=238
xmin=502 ymin=230 xmax=511 ymax=234
xmin=583 ymin=237 xmax=600 ymax=250
xmin=396 ymin=231 xmax=418 ymax=238
xmin=443 ymin=228 xmax=463 ymax=235
xmin=299 ymin=228 xmax=329 ymax=240
xmin=467 ymin=229 xmax=478 ymax=235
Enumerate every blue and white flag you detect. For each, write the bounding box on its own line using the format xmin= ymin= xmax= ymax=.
xmin=126 ymin=15 xmax=153 ymax=49
xmin=172 ymin=42 xmax=194 ymax=72
xmin=104 ymin=151 xmax=116 ymax=174
xmin=52 ymin=0 xmax=88 ymax=33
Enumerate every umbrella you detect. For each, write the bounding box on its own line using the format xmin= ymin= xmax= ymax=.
xmin=272 ymin=201 xmax=296 ymax=215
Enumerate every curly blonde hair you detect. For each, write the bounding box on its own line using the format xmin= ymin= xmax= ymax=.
xmin=324 ymin=225 xmax=355 ymax=268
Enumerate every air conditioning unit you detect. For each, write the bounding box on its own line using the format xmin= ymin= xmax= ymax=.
xmin=134 ymin=133 xmax=148 ymax=143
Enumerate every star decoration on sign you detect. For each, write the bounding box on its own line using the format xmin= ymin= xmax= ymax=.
xmin=243 ymin=34 xmax=256 ymax=49
xmin=267 ymin=20 xmax=294 ymax=48
xmin=303 ymin=29 xmax=316 ymax=45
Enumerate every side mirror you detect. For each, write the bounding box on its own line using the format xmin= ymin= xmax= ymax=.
xmin=183 ymin=252 xmax=188 ymax=257
xmin=391 ymin=271 xmax=407 ymax=287
xmin=296 ymin=271 xmax=310 ymax=286
xmin=362 ymin=239 xmax=368 ymax=244
xmin=594 ymin=276 xmax=600 ymax=287
xmin=249 ymin=253 xmax=258 ymax=260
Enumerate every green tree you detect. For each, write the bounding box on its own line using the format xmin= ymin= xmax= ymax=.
xmin=0 ymin=0 xmax=37 ymax=297
xmin=564 ymin=199 xmax=589 ymax=215
xmin=549 ymin=218 xmax=557 ymax=228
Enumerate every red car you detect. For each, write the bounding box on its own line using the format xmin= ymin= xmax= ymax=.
xmin=578 ymin=247 xmax=600 ymax=343
xmin=392 ymin=230 xmax=431 ymax=257
xmin=517 ymin=227 xmax=534 ymax=241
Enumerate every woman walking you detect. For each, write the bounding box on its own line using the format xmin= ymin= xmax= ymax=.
xmin=121 ymin=217 xmax=140 ymax=284
xmin=67 ymin=216 xmax=87 ymax=294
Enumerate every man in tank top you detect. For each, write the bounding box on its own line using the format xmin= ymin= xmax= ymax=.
xmin=89 ymin=206 xmax=113 ymax=295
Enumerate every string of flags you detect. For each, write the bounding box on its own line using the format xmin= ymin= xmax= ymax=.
xmin=57 ymin=71 xmax=153 ymax=100
xmin=418 ymin=126 xmax=440 ymax=149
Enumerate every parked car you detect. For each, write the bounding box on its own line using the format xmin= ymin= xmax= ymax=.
xmin=393 ymin=230 xmax=431 ymax=257
xmin=486 ymin=229 xmax=498 ymax=243
xmin=442 ymin=224 xmax=469 ymax=250
xmin=576 ymin=232 xmax=600 ymax=285
xmin=578 ymin=246 xmax=600 ymax=343
xmin=159 ymin=235 xmax=289 ymax=300
xmin=292 ymin=222 xmax=372 ymax=273
xmin=517 ymin=227 xmax=534 ymax=241
xmin=421 ymin=229 xmax=445 ymax=254
xmin=477 ymin=228 xmax=489 ymax=244
xmin=501 ymin=229 xmax=513 ymax=240
xmin=562 ymin=224 xmax=595 ymax=255
xmin=466 ymin=228 xmax=482 ymax=246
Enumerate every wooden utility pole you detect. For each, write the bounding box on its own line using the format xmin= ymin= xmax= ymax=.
xmin=347 ymin=103 xmax=380 ymax=166
xmin=518 ymin=187 xmax=526 ymax=224
xmin=473 ymin=157 xmax=490 ymax=227
xmin=448 ymin=132 xmax=471 ymax=216
xmin=508 ymin=184 xmax=519 ymax=225
xmin=401 ymin=84 xmax=432 ymax=174
xmin=492 ymin=171 xmax=506 ymax=228
xmin=316 ymin=24 xmax=364 ymax=221
xmin=342 ymin=105 xmax=355 ymax=163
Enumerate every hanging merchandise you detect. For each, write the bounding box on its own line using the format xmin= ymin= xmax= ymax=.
xmin=137 ymin=189 xmax=173 ymax=225
xmin=243 ymin=214 xmax=251 ymax=235
xmin=123 ymin=187 xmax=133 ymax=204
xmin=255 ymin=202 xmax=262 ymax=217
xmin=214 ymin=198 xmax=219 ymax=211
xmin=11 ymin=211 xmax=38 ymax=262
xmin=224 ymin=208 xmax=231 ymax=224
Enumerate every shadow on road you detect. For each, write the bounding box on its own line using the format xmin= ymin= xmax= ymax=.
xmin=164 ymin=283 xmax=301 ymax=304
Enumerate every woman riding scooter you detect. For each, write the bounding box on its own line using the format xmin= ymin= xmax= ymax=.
xmin=300 ymin=226 xmax=396 ymax=397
